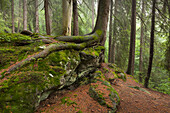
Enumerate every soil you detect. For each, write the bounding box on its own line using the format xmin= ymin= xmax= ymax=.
xmin=35 ymin=63 xmax=170 ymax=113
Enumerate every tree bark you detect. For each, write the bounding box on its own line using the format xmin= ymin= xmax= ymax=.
xmin=44 ymin=0 xmax=51 ymax=35
xmin=127 ymin=0 xmax=136 ymax=76
xmin=92 ymin=0 xmax=110 ymax=46
xmin=108 ymin=0 xmax=113 ymax=63
xmin=144 ymin=0 xmax=156 ymax=88
xmin=139 ymin=0 xmax=145 ymax=83
xmin=11 ymin=0 xmax=15 ymax=33
xmin=92 ymin=0 xmax=95 ymax=30
xmin=73 ymin=0 xmax=79 ymax=36
xmin=166 ymin=0 xmax=170 ymax=73
xmin=23 ymin=0 xmax=27 ymax=30
xmin=35 ymin=0 xmax=39 ymax=33
xmin=110 ymin=0 xmax=118 ymax=63
xmin=62 ymin=0 xmax=73 ymax=36
xmin=17 ymin=0 xmax=22 ymax=33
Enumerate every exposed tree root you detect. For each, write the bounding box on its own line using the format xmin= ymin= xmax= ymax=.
xmin=3 ymin=32 xmax=101 ymax=75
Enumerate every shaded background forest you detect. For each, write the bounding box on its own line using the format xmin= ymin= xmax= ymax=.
xmin=0 ymin=0 xmax=169 ymax=94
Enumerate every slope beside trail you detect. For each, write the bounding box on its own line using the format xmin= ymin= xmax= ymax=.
xmin=36 ymin=63 xmax=170 ymax=113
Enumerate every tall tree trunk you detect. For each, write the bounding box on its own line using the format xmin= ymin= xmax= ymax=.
xmin=110 ymin=0 xmax=118 ymax=63
xmin=166 ymin=0 xmax=170 ymax=73
xmin=144 ymin=0 xmax=156 ymax=88
xmin=17 ymin=0 xmax=21 ymax=33
xmin=108 ymin=0 xmax=113 ymax=63
xmin=127 ymin=0 xmax=136 ymax=76
xmin=73 ymin=0 xmax=79 ymax=36
xmin=44 ymin=0 xmax=51 ymax=35
xmin=92 ymin=0 xmax=94 ymax=30
xmin=49 ymin=7 xmax=53 ymax=34
xmin=62 ymin=0 xmax=73 ymax=36
xmin=11 ymin=0 xmax=15 ymax=33
xmin=35 ymin=0 xmax=39 ymax=33
xmin=139 ymin=0 xmax=145 ymax=82
xmin=23 ymin=0 xmax=27 ymax=30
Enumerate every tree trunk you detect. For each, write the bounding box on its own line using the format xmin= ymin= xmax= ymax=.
xmin=92 ymin=0 xmax=95 ymax=30
xmin=73 ymin=0 xmax=79 ymax=36
xmin=35 ymin=0 xmax=39 ymax=33
xmin=144 ymin=0 xmax=156 ymax=88
xmin=17 ymin=0 xmax=22 ymax=33
xmin=108 ymin=0 xmax=113 ymax=63
xmin=49 ymin=7 xmax=53 ymax=34
xmin=11 ymin=0 xmax=15 ymax=33
xmin=166 ymin=0 xmax=170 ymax=73
xmin=23 ymin=0 xmax=27 ymax=30
xmin=62 ymin=0 xmax=73 ymax=36
xmin=110 ymin=0 xmax=118 ymax=63
xmin=127 ymin=0 xmax=136 ymax=76
xmin=92 ymin=0 xmax=110 ymax=46
xmin=44 ymin=0 xmax=51 ymax=35
xmin=139 ymin=0 xmax=145 ymax=83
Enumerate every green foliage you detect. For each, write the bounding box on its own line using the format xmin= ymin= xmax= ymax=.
xmin=0 ymin=13 xmax=10 ymax=33
xmin=150 ymin=78 xmax=170 ymax=94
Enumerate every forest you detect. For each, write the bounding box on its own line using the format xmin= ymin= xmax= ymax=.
xmin=0 ymin=0 xmax=169 ymax=112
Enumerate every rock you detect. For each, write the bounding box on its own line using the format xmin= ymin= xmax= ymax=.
xmin=20 ymin=30 xmax=33 ymax=36
xmin=0 ymin=45 xmax=104 ymax=112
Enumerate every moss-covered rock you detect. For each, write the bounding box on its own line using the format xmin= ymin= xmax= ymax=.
xmin=0 ymin=33 xmax=32 ymax=44
xmin=0 ymin=33 xmax=104 ymax=112
xmin=88 ymin=71 xmax=120 ymax=113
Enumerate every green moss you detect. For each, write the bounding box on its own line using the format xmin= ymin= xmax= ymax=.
xmin=0 ymin=40 xmax=45 ymax=70
xmin=95 ymin=30 xmax=102 ymax=36
xmin=93 ymin=35 xmax=98 ymax=40
xmin=31 ymin=33 xmax=39 ymax=38
xmin=89 ymin=86 xmax=106 ymax=106
xmin=0 ymin=71 xmax=47 ymax=113
xmin=73 ymin=36 xmax=85 ymax=41
xmin=0 ymin=34 xmax=107 ymax=112
xmin=0 ymin=33 xmax=32 ymax=43
xmin=0 ymin=48 xmax=15 ymax=53
xmin=103 ymin=67 xmax=109 ymax=73
xmin=82 ymin=46 xmax=104 ymax=57
xmin=0 ymin=48 xmax=82 ymax=112
xmin=61 ymin=97 xmax=77 ymax=106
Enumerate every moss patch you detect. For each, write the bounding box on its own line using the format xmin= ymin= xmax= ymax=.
xmin=0 ymin=33 xmax=32 ymax=43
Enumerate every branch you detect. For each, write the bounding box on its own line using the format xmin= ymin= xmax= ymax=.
xmin=54 ymin=33 xmax=98 ymax=43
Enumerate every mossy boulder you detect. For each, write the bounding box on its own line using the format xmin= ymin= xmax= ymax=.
xmin=0 ymin=34 xmax=104 ymax=112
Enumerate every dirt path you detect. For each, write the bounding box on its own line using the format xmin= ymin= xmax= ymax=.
xmin=114 ymin=75 xmax=170 ymax=113
xmin=36 ymin=63 xmax=170 ymax=113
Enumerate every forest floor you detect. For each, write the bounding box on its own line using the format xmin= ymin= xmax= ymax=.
xmin=35 ymin=63 xmax=170 ymax=113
